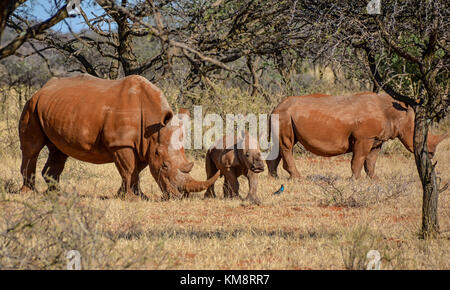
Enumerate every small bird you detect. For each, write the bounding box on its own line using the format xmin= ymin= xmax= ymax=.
xmin=273 ymin=184 xmax=284 ymax=195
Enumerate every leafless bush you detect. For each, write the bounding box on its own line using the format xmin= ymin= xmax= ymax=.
xmin=339 ymin=225 xmax=410 ymax=270
xmin=0 ymin=188 xmax=168 ymax=269
xmin=0 ymin=178 xmax=17 ymax=194
xmin=307 ymin=174 xmax=414 ymax=208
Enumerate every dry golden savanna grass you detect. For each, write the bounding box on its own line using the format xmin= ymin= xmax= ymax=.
xmin=0 ymin=88 xmax=449 ymax=269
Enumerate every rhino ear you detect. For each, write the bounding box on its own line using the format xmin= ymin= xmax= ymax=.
xmin=161 ymin=110 xmax=174 ymax=127
xmin=175 ymin=109 xmax=190 ymax=131
xmin=178 ymin=108 xmax=191 ymax=118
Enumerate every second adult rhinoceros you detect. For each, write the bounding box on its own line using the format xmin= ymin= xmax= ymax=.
xmin=18 ymin=74 xmax=219 ymax=200
xmin=266 ymin=92 xmax=447 ymax=179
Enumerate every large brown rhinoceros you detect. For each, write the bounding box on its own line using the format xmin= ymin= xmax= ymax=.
xmin=266 ymin=92 xmax=448 ymax=179
xmin=18 ymin=74 xmax=219 ymax=200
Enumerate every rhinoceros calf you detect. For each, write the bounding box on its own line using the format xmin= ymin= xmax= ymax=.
xmin=205 ymin=132 xmax=265 ymax=204
xmin=18 ymin=74 xmax=218 ymax=200
xmin=266 ymin=92 xmax=448 ymax=179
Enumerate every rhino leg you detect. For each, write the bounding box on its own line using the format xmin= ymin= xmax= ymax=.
xmin=137 ymin=162 xmax=148 ymax=194
xmin=223 ymin=170 xmax=239 ymax=199
xmin=246 ymin=171 xmax=261 ymax=205
xmin=112 ymin=147 xmax=145 ymax=201
xmin=123 ymin=161 xmax=148 ymax=200
xmin=223 ymin=179 xmax=231 ymax=198
xmin=19 ymin=101 xmax=46 ymax=193
xmin=364 ymin=146 xmax=382 ymax=179
xmin=204 ymin=154 xmax=217 ymax=198
xmin=20 ymin=150 xmax=43 ymax=193
xmin=351 ymin=139 xmax=373 ymax=179
xmin=281 ymin=148 xmax=300 ymax=179
xmin=280 ymin=118 xmax=300 ymax=179
xmin=266 ymin=153 xmax=281 ymax=178
xmin=42 ymin=143 xmax=68 ymax=192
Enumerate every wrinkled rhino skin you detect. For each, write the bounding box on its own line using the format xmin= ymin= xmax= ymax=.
xmin=266 ymin=92 xmax=448 ymax=179
xmin=205 ymin=132 xmax=265 ymax=204
xmin=18 ymin=74 xmax=218 ymax=200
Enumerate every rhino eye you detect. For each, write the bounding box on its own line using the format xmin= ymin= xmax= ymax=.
xmin=162 ymin=162 xmax=169 ymax=170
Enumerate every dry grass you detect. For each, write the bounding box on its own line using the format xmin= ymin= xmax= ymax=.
xmin=0 ymin=135 xmax=449 ymax=269
xmin=0 ymin=87 xmax=449 ymax=269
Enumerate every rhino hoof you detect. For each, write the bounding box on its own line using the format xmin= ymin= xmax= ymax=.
xmin=204 ymin=192 xmax=216 ymax=199
xmin=117 ymin=192 xmax=141 ymax=202
xmin=126 ymin=194 xmax=141 ymax=202
xmin=246 ymin=195 xmax=261 ymax=206
xmin=19 ymin=185 xmax=34 ymax=194
xmin=269 ymin=173 xmax=279 ymax=179
xmin=139 ymin=193 xmax=150 ymax=201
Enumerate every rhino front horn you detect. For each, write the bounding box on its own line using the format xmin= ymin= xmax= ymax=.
xmin=183 ymin=171 xmax=220 ymax=192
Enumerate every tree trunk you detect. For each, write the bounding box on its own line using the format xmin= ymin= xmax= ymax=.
xmin=246 ymin=56 xmax=260 ymax=97
xmin=413 ymin=105 xmax=440 ymax=239
xmin=116 ymin=16 xmax=138 ymax=76
xmin=0 ymin=1 xmax=10 ymax=42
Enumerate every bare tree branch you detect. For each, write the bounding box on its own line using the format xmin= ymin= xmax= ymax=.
xmin=0 ymin=4 xmax=70 ymax=60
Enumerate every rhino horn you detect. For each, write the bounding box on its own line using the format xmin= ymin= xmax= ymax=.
xmin=183 ymin=171 xmax=220 ymax=192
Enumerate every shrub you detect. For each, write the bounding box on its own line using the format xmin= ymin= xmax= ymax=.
xmin=0 ymin=188 xmax=167 ymax=269
xmin=307 ymin=174 xmax=414 ymax=208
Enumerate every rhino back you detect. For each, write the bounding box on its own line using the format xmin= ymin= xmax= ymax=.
xmin=279 ymin=93 xmax=405 ymax=156
xmin=34 ymin=75 xmax=147 ymax=163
